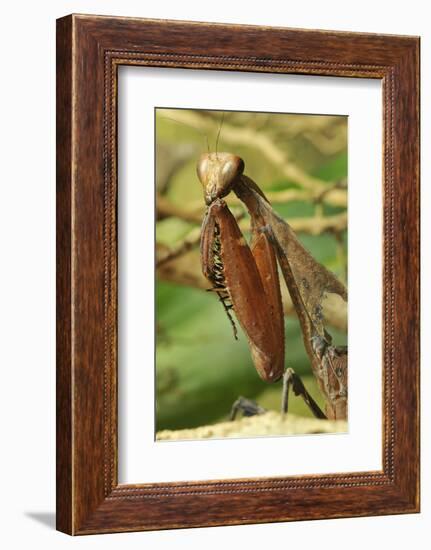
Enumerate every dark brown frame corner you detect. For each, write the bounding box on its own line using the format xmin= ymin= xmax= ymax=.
xmin=56 ymin=14 xmax=420 ymax=535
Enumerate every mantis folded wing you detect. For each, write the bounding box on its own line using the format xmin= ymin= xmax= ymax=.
xmin=198 ymin=153 xmax=348 ymax=420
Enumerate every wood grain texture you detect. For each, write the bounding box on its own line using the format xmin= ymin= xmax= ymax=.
xmin=56 ymin=16 xmax=73 ymax=535
xmin=56 ymin=14 xmax=420 ymax=535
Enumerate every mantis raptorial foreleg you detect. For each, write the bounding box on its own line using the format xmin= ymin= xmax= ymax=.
xmin=197 ymin=151 xmax=348 ymax=421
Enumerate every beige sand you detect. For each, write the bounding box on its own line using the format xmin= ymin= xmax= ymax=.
xmin=156 ymin=411 xmax=347 ymax=441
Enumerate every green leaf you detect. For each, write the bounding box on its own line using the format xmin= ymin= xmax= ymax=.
xmin=266 ymin=179 xmax=302 ymax=192
xmin=273 ymin=200 xmax=314 ymax=219
xmin=314 ymin=151 xmax=347 ymax=182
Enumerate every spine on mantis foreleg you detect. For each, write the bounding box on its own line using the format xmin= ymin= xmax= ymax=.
xmin=200 ymin=198 xmax=285 ymax=383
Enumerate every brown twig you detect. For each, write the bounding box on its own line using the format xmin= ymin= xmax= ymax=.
xmin=156 ymin=250 xmax=347 ymax=332
xmin=187 ymin=186 xmax=347 ymax=211
xmin=313 ymin=179 xmax=347 ymax=205
xmin=239 ymin=212 xmax=347 ymax=236
xmin=157 ymin=193 xmax=347 ymax=236
xmin=156 ymin=227 xmax=201 ymax=267
xmin=156 ymin=211 xmax=246 ymax=268
xmin=156 ymin=193 xmax=203 ymax=224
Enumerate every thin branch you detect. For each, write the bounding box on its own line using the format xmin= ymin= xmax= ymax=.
xmin=313 ymin=179 xmax=347 ymax=205
xmin=157 ymin=193 xmax=203 ymax=224
xmin=157 ymin=211 xmax=245 ymax=268
xmin=187 ymin=186 xmax=347 ymax=211
xmin=157 ymin=190 xmax=347 ymax=237
xmin=239 ymin=213 xmax=347 ymax=236
xmin=156 ymin=227 xmax=201 ymax=267
xmin=156 ymin=249 xmax=347 ymax=332
xmin=302 ymin=130 xmax=347 ymax=156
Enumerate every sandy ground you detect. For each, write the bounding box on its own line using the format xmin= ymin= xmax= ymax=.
xmin=156 ymin=411 xmax=347 ymax=441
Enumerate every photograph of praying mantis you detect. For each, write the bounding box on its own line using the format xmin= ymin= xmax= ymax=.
xmin=155 ymin=108 xmax=348 ymax=440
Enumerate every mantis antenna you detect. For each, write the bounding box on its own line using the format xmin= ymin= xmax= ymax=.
xmin=160 ymin=114 xmax=210 ymax=154
xmin=215 ymin=111 xmax=225 ymax=158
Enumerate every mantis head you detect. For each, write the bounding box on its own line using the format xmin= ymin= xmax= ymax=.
xmin=197 ymin=152 xmax=244 ymax=205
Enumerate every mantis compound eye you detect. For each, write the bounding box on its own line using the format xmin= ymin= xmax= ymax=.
xmin=197 ymin=152 xmax=244 ymax=205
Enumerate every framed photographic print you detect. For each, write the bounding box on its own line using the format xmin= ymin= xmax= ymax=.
xmin=56 ymin=14 xmax=420 ymax=535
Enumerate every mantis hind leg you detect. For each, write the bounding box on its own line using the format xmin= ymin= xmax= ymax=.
xmin=281 ymin=368 xmax=327 ymax=419
xmin=229 ymin=367 xmax=326 ymax=422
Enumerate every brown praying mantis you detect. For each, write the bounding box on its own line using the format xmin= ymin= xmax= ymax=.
xmin=197 ymin=151 xmax=348 ymax=421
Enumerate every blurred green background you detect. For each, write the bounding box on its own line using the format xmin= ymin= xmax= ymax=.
xmin=155 ymin=108 xmax=348 ymax=432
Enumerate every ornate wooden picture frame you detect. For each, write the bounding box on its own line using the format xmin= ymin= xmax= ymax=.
xmin=56 ymin=14 xmax=420 ymax=535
